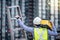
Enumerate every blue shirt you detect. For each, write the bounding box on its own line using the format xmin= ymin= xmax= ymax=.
xmin=17 ymin=19 xmax=58 ymax=36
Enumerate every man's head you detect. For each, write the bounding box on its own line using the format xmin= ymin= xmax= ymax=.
xmin=33 ymin=17 xmax=41 ymax=27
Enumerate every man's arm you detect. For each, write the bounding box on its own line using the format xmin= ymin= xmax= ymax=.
xmin=48 ymin=26 xmax=58 ymax=36
xmin=17 ymin=19 xmax=34 ymax=33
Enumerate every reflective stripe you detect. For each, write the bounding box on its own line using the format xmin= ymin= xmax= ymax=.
xmin=36 ymin=28 xmax=45 ymax=40
xmin=34 ymin=28 xmax=48 ymax=40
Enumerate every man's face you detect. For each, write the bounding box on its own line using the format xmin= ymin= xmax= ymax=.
xmin=34 ymin=24 xmax=41 ymax=28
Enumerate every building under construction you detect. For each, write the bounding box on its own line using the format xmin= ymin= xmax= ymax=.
xmin=0 ymin=0 xmax=60 ymax=40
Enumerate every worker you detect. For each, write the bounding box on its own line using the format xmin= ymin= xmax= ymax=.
xmin=15 ymin=15 xmax=58 ymax=40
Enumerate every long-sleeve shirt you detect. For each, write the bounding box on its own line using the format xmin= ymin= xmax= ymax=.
xmin=17 ymin=19 xmax=58 ymax=36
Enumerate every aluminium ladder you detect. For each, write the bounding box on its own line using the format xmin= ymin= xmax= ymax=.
xmin=7 ymin=5 xmax=27 ymax=40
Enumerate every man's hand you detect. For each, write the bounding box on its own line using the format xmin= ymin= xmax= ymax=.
xmin=15 ymin=15 xmax=20 ymax=19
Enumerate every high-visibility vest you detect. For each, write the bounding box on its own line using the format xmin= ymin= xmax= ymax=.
xmin=34 ymin=27 xmax=48 ymax=40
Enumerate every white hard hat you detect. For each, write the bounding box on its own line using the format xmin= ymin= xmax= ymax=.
xmin=33 ymin=17 xmax=41 ymax=25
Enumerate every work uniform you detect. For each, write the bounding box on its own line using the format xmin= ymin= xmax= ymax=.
xmin=17 ymin=19 xmax=58 ymax=40
xmin=34 ymin=28 xmax=48 ymax=40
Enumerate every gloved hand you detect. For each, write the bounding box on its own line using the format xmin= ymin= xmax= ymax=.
xmin=15 ymin=15 xmax=20 ymax=19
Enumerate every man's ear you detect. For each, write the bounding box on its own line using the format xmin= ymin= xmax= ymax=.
xmin=34 ymin=24 xmax=37 ymax=27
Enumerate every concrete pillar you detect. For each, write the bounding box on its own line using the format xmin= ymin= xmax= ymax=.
xmin=54 ymin=0 xmax=58 ymax=28
xmin=0 ymin=0 xmax=1 ymax=28
xmin=38 ymin=0 xmax=41 ymax=18
xmin=42 ymin=0 xmax=46 ymax=19
xmin=2 ymin=0 xmax=6 ymax=40
xmin=22 ymin=0 xmax=25 ymax=23
xmin=50 ymin=0 xmax=54 ymax=22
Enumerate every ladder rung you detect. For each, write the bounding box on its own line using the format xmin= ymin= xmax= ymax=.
xmin=11 ymin=18 xmax=16 ymax=20
xmin=14 ymin=28 xmax=24 ymax=31
xmin=8 ymin=5 xmax=19 ymax=8
xmin=11 ymin=17 xmax=22 ymax=20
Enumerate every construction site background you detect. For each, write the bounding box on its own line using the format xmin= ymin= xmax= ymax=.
xmin=0 ymin=0 xmax=60 ymax=40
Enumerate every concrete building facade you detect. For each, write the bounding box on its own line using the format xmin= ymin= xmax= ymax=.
xmin=0 ymin=0 xmax=60 ymax=40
